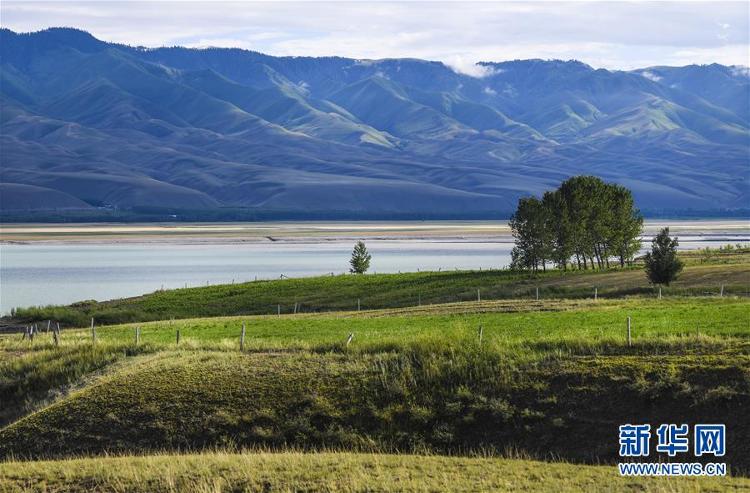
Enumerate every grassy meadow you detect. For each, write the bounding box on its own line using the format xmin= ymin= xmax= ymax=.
xmin=2 ymin=451 xmax=747 ymax=493
xmin=1 ymin=248 xmax=749 ymax=491
xmin=7 ymin=250 xmax=749 ymax=327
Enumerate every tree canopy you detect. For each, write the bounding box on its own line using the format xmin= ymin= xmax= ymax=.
xmin=644 ymin=227 xmax=683 ymax=285
xmin=510 ymin=176 xmax=643 ymax=271
xmin=349 ymin=241 xmax=372 ymax=274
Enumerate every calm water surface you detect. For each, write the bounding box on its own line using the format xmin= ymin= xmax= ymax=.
xmin=2 ymin=227 xmax=748 ymax=313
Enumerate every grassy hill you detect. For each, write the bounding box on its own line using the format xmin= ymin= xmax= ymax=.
xmin=2 ymin=451 xmax=747 ymax=492
xmin=2 ymin=297 xmax=748 ymax=471
xmin=8 ymin=250 xmax=750 ymax=327
xmin=2 ymin=255 xmax=748 ymax=489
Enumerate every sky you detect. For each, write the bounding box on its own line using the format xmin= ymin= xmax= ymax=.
xmin=1 ymin=1 xmax=748 ymax=74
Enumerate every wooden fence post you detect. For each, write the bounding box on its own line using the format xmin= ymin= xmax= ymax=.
xmin=594 ymin=287 xmax=598 ymax=301
xmin=478 ymin=324 xmax=483 ymax=345
xmin=418 ymin=294 xmax=421 ymax=306
xmin=176 ymin=329 xmax=180 ymax=346
xmin=346 ymin=333 xmax=354 ymax=347
xmin=658 ymin=287 xmax=662 ymax=299
xmin=53 ymin=328 xmax=59 ymax=347
xmin=720 ymin=285 xmax=724 ymax=297
xmin=357 ymin=299 xmax=361 ymax=311
xmin=627 ymin=317 xmax=632 ymax=347
xmin=536 ymin=287 xmax=539 ymax=301
xmin=477 ymin=289 xmax=481 ymax=302
xmin=46 ymin=320 xmax=51 ymax=333
xmin=294 ymin=302 xmax=298 ymax=314
xmin=240 ymin=322 xmax=246 ymax=351
xmin=135 ymin=327 xmax=140 ymax=345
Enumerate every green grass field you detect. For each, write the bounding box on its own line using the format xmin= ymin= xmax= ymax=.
xmin=46 ymin=297 xmax=750 ymax=348
xmin=2 ymin=451 xmax=746 ymax=492
xmin=1 ymin=254 xmax=748 ymax=491
xmin=7 ymin=252 xmax=749 ymax=327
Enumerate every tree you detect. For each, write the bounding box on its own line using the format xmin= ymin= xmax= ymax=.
xmin=644 ymin=227 xmax=683 ymax=285
xmin=607 ymin=184 xmax=643 ymax=267
xmin=542 ymin=190 xmax=574 ymax=270
xmin=349 ymin=241 xmax=372 ymax=274
xmin=557 ymin=176 xmax=602 ymax=270
xmin=509 ymin=197 xmax=552 ymax=272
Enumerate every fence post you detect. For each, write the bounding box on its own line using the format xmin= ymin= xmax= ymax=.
xmin=594 ymin=287 xmax=598 ymax=301
xmin=536 ymin=287 xmax=539 ymax=301
xmin=418 ymin=294 xmax=421 ymax=306
xmin=294 ymin=302 xmax=298 ymax=314
xmin=658 ymin=287 xmax=662 ymax=299
xmin=477 ymin=289 xmax=481 ymax=302
xmin=278 ymin=304 xmax=281 ymax=317
xmin=357 ymin=299 xmax=361 ymax=311
xmin=135 ymin=326 xmax=140 ymax=345
xmin=627 ymin=317 xmax=632 ymax=347
xmin=478 ymin=324 xmax=483 ymax=345
xmin=346 ymin=333 xmax=354 ymax=347
xmin=720 ymin=285 xmax=724 ymax=297
xmin=46 ymin=320 xmax=51 ymax=333
xmin=176 ymin=329 xmax=180 ymax=346
xmin=53 ymin=329 xmax=59 ymax=347
xmin=240 ymin=322 xmax=246 ymax=351
xmin=90 ymin=317 xmax=95 ymax=343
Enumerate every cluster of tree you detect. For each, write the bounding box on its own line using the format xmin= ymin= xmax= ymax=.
xmin=510 ymin=176 xmax=644 ymax=272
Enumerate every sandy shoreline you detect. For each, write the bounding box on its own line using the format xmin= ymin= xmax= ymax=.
xmin=1 ymin=220 xmax=749 ymax=244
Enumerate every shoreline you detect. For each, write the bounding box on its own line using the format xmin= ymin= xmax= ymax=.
xmin=1 ymin=220 xmax=748 ymax=244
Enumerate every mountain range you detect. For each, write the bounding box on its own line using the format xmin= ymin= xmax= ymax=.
xmin=1 ymin=28 xmax=748 ymax=218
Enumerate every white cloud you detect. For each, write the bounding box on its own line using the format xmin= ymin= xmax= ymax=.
xmin=483 ymin=86 xmax=497 ymax=96
xmin=639 ymin=70 xmax=663 ymax=82
xmin=443 ymin=55 xmax=497 ymax=78
xmin=185 ymin=38 xmax=257 ymax=50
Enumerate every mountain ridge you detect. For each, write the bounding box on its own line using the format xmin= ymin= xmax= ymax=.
xmin=1 ymin=27 xmax=748 ymax=218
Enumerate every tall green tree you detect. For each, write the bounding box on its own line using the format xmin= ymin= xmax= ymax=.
xmin=349 ymin=241 xmax=372 ymax=274
xmin=509 ymin=197 xmax=552 ymax=272
xmin=557 ymin=176 xmax=603 ymax=269
xmin=608 ymin=184 xmax=643 ymax=267
xmin=644 ymin=227 xmax=683 ymax=285
xmin=542 ymin=190 xmax=574 ymax=270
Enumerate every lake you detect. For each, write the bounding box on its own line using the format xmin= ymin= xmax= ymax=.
xmin=1 ymin=220 xmax=748 ymax=313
